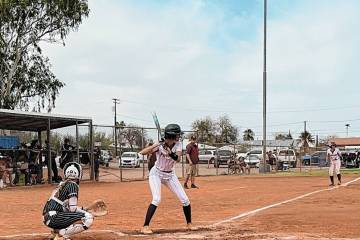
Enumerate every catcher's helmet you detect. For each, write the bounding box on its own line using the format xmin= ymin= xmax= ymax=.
xmin=64 ymin=162 xmax=82 ymax=180
xmin=164 ymin=124 xmax=181 ymax=139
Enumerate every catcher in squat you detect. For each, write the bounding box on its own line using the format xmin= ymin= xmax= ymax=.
xmin=42 ymin=162 xmax=107 ymax=240
xmin=139 ymin=124 xmax=196 ymax=234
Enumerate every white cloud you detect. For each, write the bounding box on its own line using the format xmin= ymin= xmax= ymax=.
xmin=40 ymin=0 xmax=360 ymax=138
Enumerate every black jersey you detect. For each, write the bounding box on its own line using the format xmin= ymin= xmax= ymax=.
xmin=43 ymin=180 xmax=79 ymax=214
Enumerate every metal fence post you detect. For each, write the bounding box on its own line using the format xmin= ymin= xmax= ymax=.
xmin=118 ymin=126 xmax=123 ymax=182
xmin=89 ymin=121 xmax=94 ymax=181
xmin=142 ymin=128 xmax=145 ymax=180
xmin=47 ymin=118 xmax=52 ymax=184
xmin=216 ymin=144 xmax=219 ymax=176
xmin=76 ymin=121 xmax=79 ymax=163
xmin=182 ymin=138 xmax=185 ymax=178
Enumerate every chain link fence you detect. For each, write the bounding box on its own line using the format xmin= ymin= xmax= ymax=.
xmin=1 ymin=123 xmax=334 ymax=188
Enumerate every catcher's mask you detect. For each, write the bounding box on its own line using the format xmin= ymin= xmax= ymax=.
xmin=164 ymin=124 xmax=181 ymax=140
xmin=64 ymin=162 xmax=82 ymax=181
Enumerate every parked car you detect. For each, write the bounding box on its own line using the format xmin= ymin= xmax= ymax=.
xmin=119 ymin=152 xmax=140 ymax=168
xmin=302 ymin=151 xmax=327 ymax=167
xmin=199 ymin=150 xmax=216 ymax=164
xmin=342 ymin=151 xmax=359 ymax=168
xmin=244 ymin=154 xmax=261 ymax=167
xmin=247 ymin=149 xmax=263 ymax=158
xmin=236 ymin=152 xmax=248 ymax=160
xmin=214 ymin=150 xmax=233 ymax=168
xmin=277 ymin=149 xmax=297 ymax=168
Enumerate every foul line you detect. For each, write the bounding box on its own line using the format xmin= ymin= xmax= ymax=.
xmin=211 ymin=176 xmax=360 ymax=227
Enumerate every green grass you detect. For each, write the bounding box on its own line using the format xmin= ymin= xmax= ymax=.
xmin=270 ymin=168 xmax=360 ymax=177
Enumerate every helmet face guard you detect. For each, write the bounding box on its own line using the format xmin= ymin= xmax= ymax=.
xmin=63 ymin=162 xmax=83 ymax=181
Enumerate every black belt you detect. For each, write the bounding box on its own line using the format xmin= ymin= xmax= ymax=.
xmin=156 ymin=167 xmax=172 ymax=173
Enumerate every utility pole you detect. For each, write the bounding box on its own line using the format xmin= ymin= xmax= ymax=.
xmin=113 ymin=98 xmax=120 ymax=159
xmin=304 ymin=121 xmax=307 ymax=155
xmin=345 ymin=123 xmax=350 ymax=137
xmin=262 ymin=0 xmax=268 ymax=172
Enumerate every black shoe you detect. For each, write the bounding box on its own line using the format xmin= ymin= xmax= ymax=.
xmin=329 ymin=183 xmax=335 ymax=187
xmin=191 ymin=184 xmax=198 ymax=189
xmin=184 ymin=183 xmax=189 ymax=189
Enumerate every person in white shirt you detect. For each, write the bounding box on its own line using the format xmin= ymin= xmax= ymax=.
xmin=327 ymin=142 xmax=342 ymax=186
xmin=139 ymin=124 xmax=195 ymax=234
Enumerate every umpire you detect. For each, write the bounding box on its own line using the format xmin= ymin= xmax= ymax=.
xmin=184 ymin=135 xmax=199 ymax=189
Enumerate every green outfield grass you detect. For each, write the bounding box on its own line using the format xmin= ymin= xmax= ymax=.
xmin=270 ymin=168 xmax=360 ymax=177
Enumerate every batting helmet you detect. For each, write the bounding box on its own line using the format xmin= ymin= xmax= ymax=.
xmin=164 ymin=124 xmax=181 ymax=139
xmin=63 ymin=162 xmax=83 ymax=180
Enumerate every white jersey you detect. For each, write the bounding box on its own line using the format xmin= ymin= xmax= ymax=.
xmin=154 ymin=141 xmax=182 ymax=172
xmin=327 ymin=148 xmax=341 ymax=161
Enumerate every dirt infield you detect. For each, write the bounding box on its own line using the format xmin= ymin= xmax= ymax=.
xmin=1 ymin=174 xmax=360 ymax=239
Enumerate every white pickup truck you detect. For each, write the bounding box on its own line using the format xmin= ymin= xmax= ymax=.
xmin=277 ymin=149 xmax=297 ymax=168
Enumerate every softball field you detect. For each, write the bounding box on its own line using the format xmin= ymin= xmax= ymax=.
xmin=1 ymin=171 xmax=360 ymax=240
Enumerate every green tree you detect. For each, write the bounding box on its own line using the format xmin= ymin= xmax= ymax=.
xmin=191 ymin=117 xmax=216 ymax=143
xmin=216 ymin=115 xmax=238 ymax=143
xmin=275 ymin=133 xmax=287 ymax=140
xmin=118 ymin=122 xmax=147 ymax=151
xmin=0 ymin=0 xmax=89 ymax=111
xmin=243 ymin=129 xmax=255 ymax=141
xmin=299 ymin=130 xmax=314 ymax=147
xmin=286 ymin=131 xmax=293 ymax=140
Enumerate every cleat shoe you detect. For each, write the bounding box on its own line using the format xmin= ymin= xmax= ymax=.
xmin=187 ymin=223 xmax=198 ymax=231
xmin=329 ymin=183 xmax=335 ymax=187
xmin=191 ymin=184 xmax=198 ymax=189
xmin=51 ymin=234 xmax=64 ymax=240
xmin=338 ymin=182 xmax=341 ymax=185
xmin=184 ymin=183 xmax=189 ymax=189
xmin=141 ymin=226 xmax=153 ymax=235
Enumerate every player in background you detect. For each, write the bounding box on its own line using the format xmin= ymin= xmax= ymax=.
xmin=327 ymin=142 xmax=342 ymax=186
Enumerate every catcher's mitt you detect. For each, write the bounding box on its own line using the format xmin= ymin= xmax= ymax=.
xmin=85 ymin=199 xmax=108 ymax=217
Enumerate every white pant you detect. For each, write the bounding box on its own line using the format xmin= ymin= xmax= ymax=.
xmin=149 ymin=167 xmax=190 ymax=207
xmin=329 ymin=160 xmax=341 ymax=176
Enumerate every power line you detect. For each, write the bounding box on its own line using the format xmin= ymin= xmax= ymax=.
xmin=119 ymin=98 xmax=360 ymax=115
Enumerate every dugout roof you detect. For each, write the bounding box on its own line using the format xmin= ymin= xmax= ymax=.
xmin=0 ymin=109 xmax=92 ymax=132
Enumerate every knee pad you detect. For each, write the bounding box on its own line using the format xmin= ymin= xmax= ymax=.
xmin=151 ymin=197 xmax=161 ymax=206
xmin=82 ymin=212 xmax=93 ymax=229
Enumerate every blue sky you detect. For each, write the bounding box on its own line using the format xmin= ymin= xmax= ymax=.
xmin=41 ymin=0 xmax=360 ymax=140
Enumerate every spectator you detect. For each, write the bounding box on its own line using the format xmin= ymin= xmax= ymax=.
xmin=60 ymin=138 xmax=75 ymax=169
xmin=0 ymin=157 xmax=14 ymax=188
xmin=43 ymin=140 xmax=61 ymax=183
xmin=94 ymin=146 xmax=101 ymax=181
xmin=13 ymin=143 xmax=31 ymax=186
xmin=267 ymin=151 xmax=277 ymax=170
xmin=239 ymin=156 xmax=250 ymax=175
xmin=184 ymin=135 xmax=199 ymax=189
xmin=28 ymin=139 xmax=44 ymax=185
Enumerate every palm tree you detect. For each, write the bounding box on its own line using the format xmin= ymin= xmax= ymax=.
xmin=243 ymin=129 xmax=255 ymax=141
xmin=299 ymin=130 xmax=314 ymax=151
